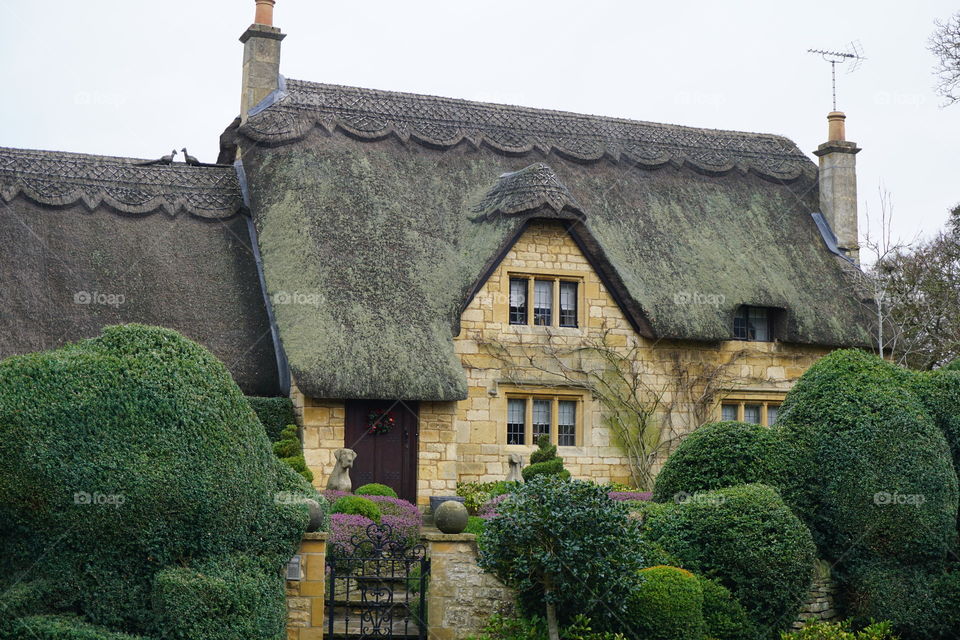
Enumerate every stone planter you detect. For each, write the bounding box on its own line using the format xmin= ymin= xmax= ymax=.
xmin=429 ymin=495 xmax=465 ymax=514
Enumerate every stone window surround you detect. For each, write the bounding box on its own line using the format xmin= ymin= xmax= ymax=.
xmin=718 ymin=389 xmax=786 ymax=427
xmin=499 ymin=386 xmax=589 ymax=449
xmin=505 ymin=269 xmax=584 ymax=331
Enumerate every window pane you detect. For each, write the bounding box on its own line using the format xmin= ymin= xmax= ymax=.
xmin=766 ymin=405 xmax=779 ymax=426
xmin=533 ymin=280 xmax=553 ymax=326
xmin=721 ymin=404 xmax=738 ymax=421
xmin=558 ymin=400 xmax=576 ymax=446
xmin=749 ymin=307 xmax=770 ymax=341
xmin=743 ymin=404 xmax=761 ymax=424
xmin=507 ymin=398 xmax=526 ymax=444
xmin=733 ymin=307 xmax=748 ymax=340
xmin=509 ymin=278 xmax=528 ymax=325
xmin=559 ymin=281 xmax=578 ymax=328
xmin=533 ymin=399 xmax=551 ymax=441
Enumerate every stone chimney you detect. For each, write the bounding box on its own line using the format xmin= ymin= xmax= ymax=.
xmin=813 ymin=111 xmax=861 ymax=263
xmin=240 ymin=0 xmax=285 ymax=123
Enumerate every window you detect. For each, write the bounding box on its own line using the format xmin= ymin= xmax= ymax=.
xmin=558 ymin=401 xmax=577 ymax=446
xmin=719 ymin=399 xmax=782 ymax=427
xmin=733 ymin=306 xmax=773 ymax=341
xmin=505 ymin=394 xmax=580 ymax=447
xmin=509 ymin=278 xmax=528 ymax=325
xmin=507 ymin=398 xmax=526 ymax=444
xmin=533 ymin=280 xmax=553 ymax=326
xmin=507 ymin=275 xmax=581 ymax=329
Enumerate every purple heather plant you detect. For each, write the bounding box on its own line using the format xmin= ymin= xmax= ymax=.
xmin=328 ymin=513 xmax=377 ymax=554
xmin=479 ymin=493 xmax=511 ymax=519
xmin=608 ymin=491 xmax=652 ymax=502
xmin=366 ymin=495 xmax=422 ymax=526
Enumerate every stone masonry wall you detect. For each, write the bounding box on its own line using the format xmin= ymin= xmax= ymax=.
xmin=792 ymin=560 xmax=838 ymax=629
xmin=285 ymin=532 xmax=326 ymax=640
xmin=296 ymin=221 xmax=831 ymax=501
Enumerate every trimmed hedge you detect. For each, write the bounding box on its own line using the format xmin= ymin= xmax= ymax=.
xmin=3 ymin=616 xmax=147 ymax=639
xmin=272 ymin=424 xmax=313 ymax=482
xmin=356 ymin=483 xmax=398 ymax=498
xmin=642 ymin=484 xmax=816 ymax=635
xmin=331 ymin=496 xmax=382 ymax=523
xmin=247 ymin=396 xmax=296 ymax=441
xmin=521 ymin=435 xmax=571 ymax=482
xmin=0 ymin=325 xmax=318 ymax=638
xmin=699 ymin=577 xmax=758 ymax=640
xmin=652 ymin=421 xmax=788 ymax=502
xmin=478 ymin=477 xmax=647 ymax=632
xmin=625 ymin=566 xmax=705 ymax=640
xmin=775 ymin=349 xmax=958 ymax=569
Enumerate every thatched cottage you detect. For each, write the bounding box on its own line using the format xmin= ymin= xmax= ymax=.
xmin=0 ymin=1 xmax=870 ymax=504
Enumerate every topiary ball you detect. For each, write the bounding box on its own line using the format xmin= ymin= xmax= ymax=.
xmin=625 ymin=566 xmax=706 ymax=640
xmin=355 ymin=483 xmax=399 ymax=498
xmin=434 ymin=499 xmax=468 ymax=534
xmin=331 ymin=496 xmax=382 ymax=523
xmin=652 ymin=421 xmax=788 ymax=503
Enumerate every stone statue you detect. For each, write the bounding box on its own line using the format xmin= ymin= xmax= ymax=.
xmin=506 ymin=452 xmax=524 ymax=483
xmin=326 ymin=448 xmax=357 ymax=492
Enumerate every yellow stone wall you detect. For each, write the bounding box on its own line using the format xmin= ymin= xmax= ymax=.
xmin=296 ymin=221 xmax=831 ymax=502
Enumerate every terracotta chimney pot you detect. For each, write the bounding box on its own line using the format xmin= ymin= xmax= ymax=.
xmin=254 ymin=0 xmax=276 ymax=26
xmin=827 ymin=111 xmax=846 ymax=142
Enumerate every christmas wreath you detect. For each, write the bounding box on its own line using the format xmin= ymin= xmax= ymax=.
xmin=367 ymin=409 xmax=397 ymax=435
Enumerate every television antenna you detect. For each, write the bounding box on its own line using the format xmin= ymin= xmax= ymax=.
xmin=807 ymin=42 xmax=866 ymax=110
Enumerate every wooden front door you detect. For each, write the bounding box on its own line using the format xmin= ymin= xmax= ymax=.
xmin=344 ymin=400 xmax=419 ymax=503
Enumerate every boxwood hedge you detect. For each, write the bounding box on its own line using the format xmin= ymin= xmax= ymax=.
xmin=247 ymin=396 xmax=297 ymax=442
xmin=642 ymin=484 xmax=815 ymax=636
xmin=652 ymin=421 xmax=788 ymax=502
xmin=625 ymin=566 xmax=705 ymax=640
xmin=775 ymin=349 xmax=958 ymax=569
xmin=0 ymin=325 xmax=319 ymax=639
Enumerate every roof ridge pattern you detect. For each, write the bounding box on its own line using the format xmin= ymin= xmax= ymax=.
xmin=0 ymin=146 xmax=242 ymax=217
xmin=471 ymin=162 xmax=584 ymax=220
xmin=240 ymin=80 xmax=814 ymax=180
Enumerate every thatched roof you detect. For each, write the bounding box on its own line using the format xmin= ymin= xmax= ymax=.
xmin=238 ymin=81 xmax=871 ymax=402
xmin=0 ymin=146 xmax=280 ymax=396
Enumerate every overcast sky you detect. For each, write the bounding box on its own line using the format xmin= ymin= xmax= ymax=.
xmin=1 ymin=0 xmax=956 ymax=248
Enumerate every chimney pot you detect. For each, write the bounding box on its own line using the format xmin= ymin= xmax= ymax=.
xmin=827 ymin=111 xmax=846 ymax=142
xmin=254 ymin=0 xmax=275 ymax=26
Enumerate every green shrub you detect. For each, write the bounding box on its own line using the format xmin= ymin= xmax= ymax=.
xmin=456 ymin=481 xmax=518 ymax=514
xmin=911 ymin=369 xmax=960 ymax=530
xmin=464 ymin=515 xmax=486 ymax=540
xmin=356 ymin=483 xmax=399 ymax=498
xmin=699 ymin=577 xmax=758 ymax=640
xmin=270 ymin=424 xmax=313 ymax=482
xmin=780 ymin=619 xmax=898 ymax=639
xmin=3 ymin=615 xmax=147 ymax=639
xmin=652 ymin=421 xmax=788 ymax=502
xmin=842 ymin=563 xmax=944 ymax=638
xmin=775 ymin=350 xmax=957 ymax=569
xmin=331 ymin=496 xmax=382 ymax=522
xmin=643 ymin=484 xmax=816 ymax=634
xmin=0 ymin=325 xmax=317 ymax=638
xmin=478 ymin=477 xmax=647 ymax=634
xmin=246 ymin=396 xmax=296 ymax=441
xmin=521 ymin=435 xmax=570 ymax=482
xmin=151 ymin=554 xmax=284 ymax=640
xmin=625 ymin=565 xmax=706 ymax=640
xmin=464 ymin=613 xmax=627 ymax=640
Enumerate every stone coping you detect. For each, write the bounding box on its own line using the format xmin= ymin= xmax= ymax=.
xmin=421 ymin=532 xmax=477 ymax=542
xmin=302 ymin=532 xmax=327 ymax=541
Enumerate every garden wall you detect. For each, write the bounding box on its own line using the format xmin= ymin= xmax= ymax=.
xmin=791 ymin=559 xmax=838 ymax=629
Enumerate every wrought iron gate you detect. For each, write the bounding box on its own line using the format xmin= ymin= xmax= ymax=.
xmin=326 ymin=522 xmax=430 ymax=639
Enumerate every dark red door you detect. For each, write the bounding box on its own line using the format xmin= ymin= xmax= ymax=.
xmin=344 ymin=400 xmax=419 ymax=503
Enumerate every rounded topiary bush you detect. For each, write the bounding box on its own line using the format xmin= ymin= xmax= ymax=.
xmin=652 ymin=421 xmax=788 ymax=502
xmin=699 ymin=577 xmax=757 ymax=640
xmin=355 ymin=483 xmax=398 ymax=498
xmin=521 ymin=435 xmax=571 ymax=482
xmin=642 ymin=484 xmax=816 ymax=634
xmin=775 ymin=349 xmax=958 ymax=569
xmin=478 ymin=477 xmax=647 ymax=633
xmin=0 ymin=325 xmax=318 ymax=639
xmin=625 ymin=566 xmax=705 ymax=640
xmin=331 ymin=495 xmax=382 ymax=523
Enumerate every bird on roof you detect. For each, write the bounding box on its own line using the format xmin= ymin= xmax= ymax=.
xmin=182 ymin=148 xmax=201 ymax=166
xmin=136 ymin=149 xmax=177 ymax=166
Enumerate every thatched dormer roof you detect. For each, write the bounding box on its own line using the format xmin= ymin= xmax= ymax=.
xmin=237 ymin=81 xmax=871 ymax=402
xmin=0 ymin=146 xmax=280 ymax=396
